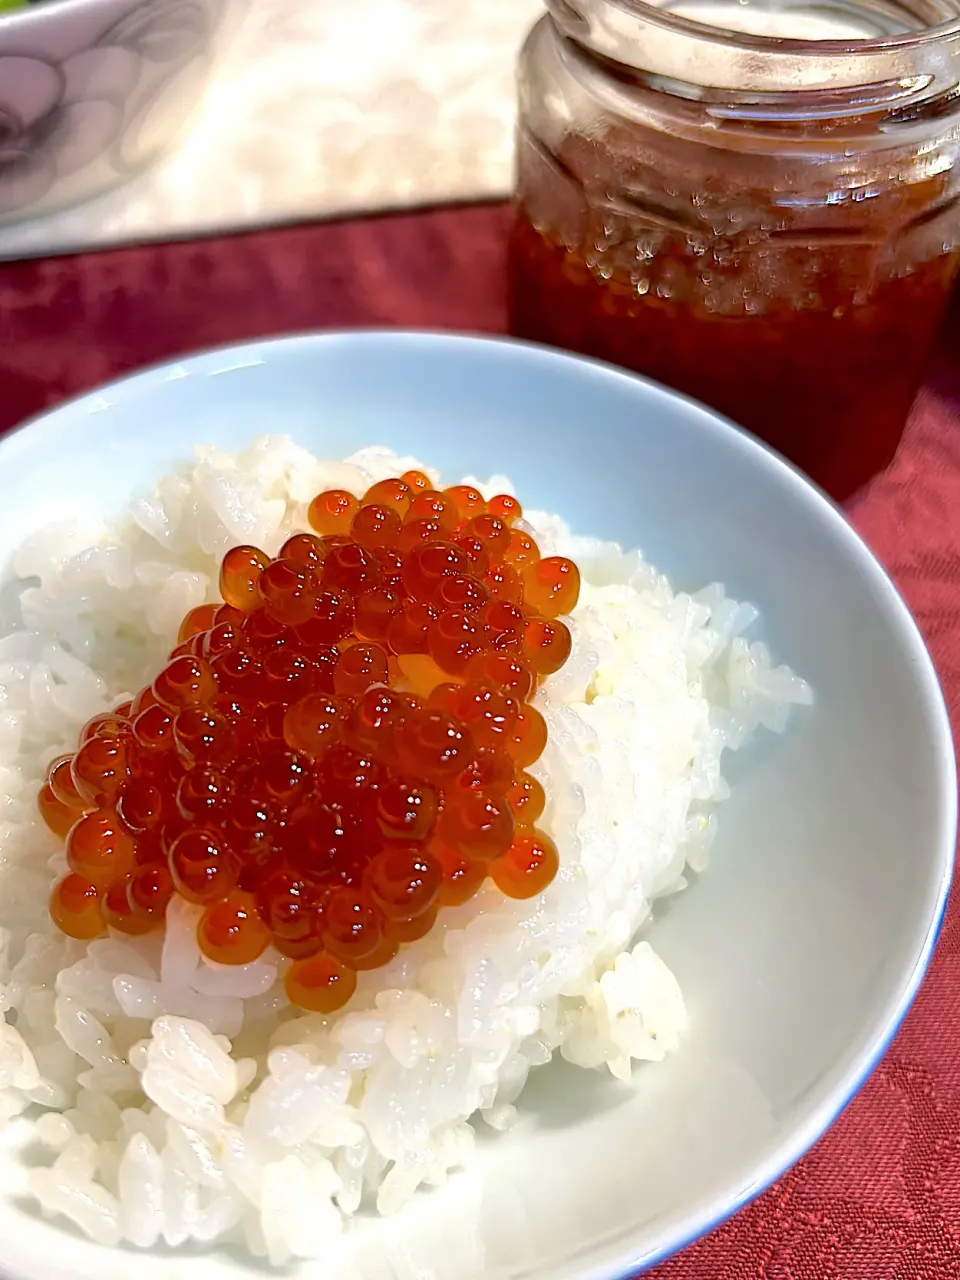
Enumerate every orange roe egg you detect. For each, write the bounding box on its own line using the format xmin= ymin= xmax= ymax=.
xmin=465 ymin=650 xmax=534 ymax=700
xmin=262 ymin=647 xmax=316 ymax=703
xmin=66 ymin=809 xmax=135 ymax=888
xmin=480 ymin=600 xmax=525 ymax=651
xmin=365 ymin=478 xmax=413 ymax=516
xmin=308 ymin=489 xmax=360 ymax=537
xmin=179 ymin=604 xmax=218 ymax=644
xmin=160 ymin=811 xmax=189 ymax=859
xmin=283 ymin=694 xmax=348 ymax=758
xmin=502 ymin=528 xmax=540 ymax=570
xmin=322 ymin=888 xmax=384 ymax=962
xmin=368 ymin=845 xmax=441 ymax=919
xmin=287 ymin=805 xmax=365 ymax=888
xmin=256 ymin=751 xmax=308 ymax=805
xmin=396 ymin=518 xmax=445 ymax=555
xmin=355 ymin=587 xmax=403 ymax=643
xmin=522 ymin=556 xmax=581 ymax=618
xmin=243 ymin=607 xmax=289 ymax=655
xmin=348 ymin=681 xmax=393 ymax=746
xmin=506 ymin=704 xmax=548 ymax=768
xmin=426 ymin=681 xmax=463 ymax=716
xmin=464 ymin=513 xmax=510 ymax=555
xmin=406 ymin=490 xmax=458 ymax=531
xmin=133 ymin=703 xmax=174 ymax=755
xmin=323 ymin=542 xmax=380 ymax=595
xmin=403 ymin=542 xmax=468 ymax=603
xmin=487 ymin=494 xmax=522 ymax=525
xmin=522 ymin=618 xmax=573 ymax=676
xmin=284 ymin=952 xmax=357 ymax=1013
xmin=298 ymin=591 xmax=355 ymax=647
xmin=400 ymin=469 xmax=432 ymax=493
xmin=280 ymin=533 xmax=325 ymax=568
xmin=453 ymin=534 xmax=490 ymax=575
xmin=258 ymin=559 xmax=320 ymax=627
xmin=81 ymin=712 xmax=128 ymax=743
xmin=176 ymin=767 xmax=232 ymax=823
xmin=393 ymin=709 xmax=475 ymax=781
xmin=230 ymin=797 xmax=277 ymax=880
xmin=50 ymin=873 xmax=105 ymax=940
xmin=169 ymin=829 xmax=236 ymax=904
xmin=351 ymin=503 xmax=402 ymax=550
xmin=433 ymin=841 xmax=487 ymax=907
xmin=507 ymin=773 xmax=546 ymax=825
xmin=439 ymin=790 xmax=514 ymax=861
xmin=203 ymin=620 xmax=243 ymax=660
xmin=333 ymin=642 xmax=389 ymax=698
xmin=432 ymin=574 xmax=489 ymax=614
xmin=127 ymin=862 xmax=174 ymax=922
xmin=71 ymin=735 xmax=129 ymax=806
xmin=319 ymin=533 xmax=351 ymax=558
xmin=344 ymin=688 xmax=407 ymax=759
xmin=211 ymin=647 xmax=261 ymax=698
xmin=454 ymin=682 xmax=520 ymax=749
xmin=153 ymin=654 xmax=217 ymax=710
xmin=131 ymin=685 xmax=159 ymax=717
xmin=48 ymin=755 xmax=84 ymax=809
xmin=312 ymin=647 xmax=341 ymax=696
xmin=255 ymin=869 xmax=318 ymax=944
xmin=454 ymin=746 xmax=515 ymax=797
xmin=270 ymin=931 xmax=326 ymax=962
xmin=324 ymin=743 xmax=383 ymax=797
xmin=168 ymin=638 xmax=201 ymax=661
xmin=482 ymin=560 xmax=523 ymax=605
xmin=118 ymin=780 xmax=163 ymax=834
xmin=352 ymin=934 xmax=401 ymax=970
xmin=198 ymin=892 xmax=270 ymax=964
xmin=173 ymin=705 xmax=236 ymax=766
xmin=38 ymin=782 xmax=78 ymax=839
xmin=102 ymin=877 xmax=156 ymax=935
xmin=375 ymin=776 xmax=438 ymax=842
xmin=491 ymin=829 xmax=559 ymax=899
xmin=374 ymin=545 xmax=404 ymax=584
xmin=215 ymin=603 xmax=247 ymax=626
xmin=428 ymin=609 xmax=481 ymax=676
xmin=444 ymin=485 xmax=486 ymax=523
xmin=386 ymin=601 xmax=437 ymax=657
xmin=385 ymin=906 xmax=439 ymax=943
xmin=209 ymin=696 xmax=260 ymax=757
xmin=219 ymin=545 xmax=271 ymax=613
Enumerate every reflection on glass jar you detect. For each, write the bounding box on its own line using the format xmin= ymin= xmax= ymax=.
xmin=508 ymin=0 xmax=960 ymax=500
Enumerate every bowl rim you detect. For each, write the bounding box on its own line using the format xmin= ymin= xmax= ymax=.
xmin=0 ymin=0 xmax=167 ymax=33
xmin=0 ymin=328 xmax=955 ymax=1280
xmin=0 ymin=0 xmax=107 ymax=31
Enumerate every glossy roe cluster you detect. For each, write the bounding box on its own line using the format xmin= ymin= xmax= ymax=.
xmin=42 ymin=472 xmax=580 ymax=1013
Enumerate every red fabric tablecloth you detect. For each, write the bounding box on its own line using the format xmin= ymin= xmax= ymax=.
xmin=1 ymin=205 xmax=958 ymax=1278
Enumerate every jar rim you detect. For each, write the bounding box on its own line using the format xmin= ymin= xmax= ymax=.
xmin=547 ymin=0 xmax=960 ymax=91
xmin=598 ymin=0 xmax=960 ymax=54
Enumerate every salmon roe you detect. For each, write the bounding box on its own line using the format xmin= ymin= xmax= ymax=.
xmin=44 ymin=476 xmax=579 ymax=1011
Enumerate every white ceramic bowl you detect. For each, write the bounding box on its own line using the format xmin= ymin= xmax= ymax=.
xmin=0 ymin=332 xmax=953 ymax=1279
xmin=0 ymin=0 xmax=246 ymax=226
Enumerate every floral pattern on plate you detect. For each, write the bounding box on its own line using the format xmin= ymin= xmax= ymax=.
xmin=0 ymin=0 xmax=232 ymax=222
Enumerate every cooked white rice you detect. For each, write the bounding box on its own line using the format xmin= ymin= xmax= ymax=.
xmin=0 ymin=438 xmax=810 ymax=1262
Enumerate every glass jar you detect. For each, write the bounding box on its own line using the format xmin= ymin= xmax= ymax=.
xmin=508 ymin=0 xmax=960 ymax=500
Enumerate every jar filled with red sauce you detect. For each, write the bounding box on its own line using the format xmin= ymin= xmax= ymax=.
xmin=509 ymin=0 xmax=960 ymax=500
